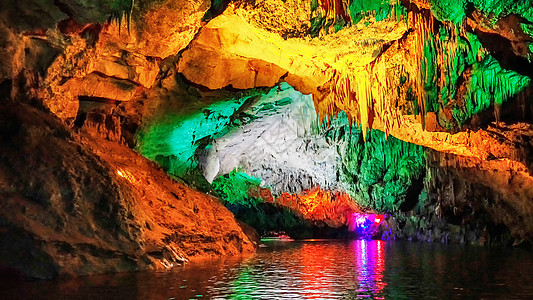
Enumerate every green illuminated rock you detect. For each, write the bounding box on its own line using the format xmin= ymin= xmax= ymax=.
xmin=136 ymin=92 xmax=260 ymax=178
xmin=428 ymin=0 xmax=533 ymax=25
xmin=212 ymin=170 xmax=263 ymax=208
xmin=420 ymin=25 xmax=530 ymax=127
xmin=331 ymin=113 xmax=426 ymax=212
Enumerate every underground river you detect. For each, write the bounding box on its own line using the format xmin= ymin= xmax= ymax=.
xmin=1 ymin=240 xmax=532 ymax=299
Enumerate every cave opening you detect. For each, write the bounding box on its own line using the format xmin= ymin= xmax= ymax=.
xmin=134 ymin=81 xmax=430 ymax=241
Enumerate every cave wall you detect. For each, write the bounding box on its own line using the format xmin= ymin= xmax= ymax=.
xmin=425 ymin=150 xmax=533 ymax=244
xmin=0 ymin=102 xmax=255 ymax=279
xmin=0 ymin=0 xmax=210 ymax=120
xmin=1 ymin=0 xmax=533 ymax=278
xmin=388 ymin=148 xmax=533 ymax=246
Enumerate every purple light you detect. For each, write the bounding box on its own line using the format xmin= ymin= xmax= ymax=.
xmin=349 ymin=213 xmax=385 ymax=237
xmin=352 ymin=240 xmax=387 ymax=297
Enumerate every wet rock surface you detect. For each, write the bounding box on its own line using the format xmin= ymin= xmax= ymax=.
xmin=0 ymin=102 xmax=254 ymax=279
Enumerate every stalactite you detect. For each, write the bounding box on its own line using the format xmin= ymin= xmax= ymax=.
xmin=317 ymin=60 xmax=402 ymax=139
xmin=312 ymin=4 xmax=528 ymax=135
xmin=319 ymin=0 xmax=350 ymax=22
xmin=408 ymin=11 xmax=434 ymax=129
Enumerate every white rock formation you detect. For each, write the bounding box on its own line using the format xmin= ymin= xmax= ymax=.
xmin=200 ymin=83 xmax=343 ymax=195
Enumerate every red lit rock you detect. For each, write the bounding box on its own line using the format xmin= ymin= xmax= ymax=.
xmin=276 ymin=188 xmax=364 ymax=228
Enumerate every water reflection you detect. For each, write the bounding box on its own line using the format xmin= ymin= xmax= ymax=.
xmin=352 ymin=240 xmax=386 ymax=299
xmin=207 ymin=240 xmax=388 ymax=299
xmin=299 ymin=242 xmax=351 ymax=298
xmin=2 ymin=240 xmax=533 ymax=299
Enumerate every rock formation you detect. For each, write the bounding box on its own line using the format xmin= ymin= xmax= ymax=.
xmin=1 ymin=0 xmax=533 ymax=278
xmin=0 ymin=102 xmax=255 ymax=279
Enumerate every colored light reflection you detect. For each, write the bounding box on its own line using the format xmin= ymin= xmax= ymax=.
xmin=299 ymin=243 xmax=345 ymax=299
xmin=225 ymin=241 xmax=387 ymax=298
xmin=352 ymin=240 xmax=386 ymax=298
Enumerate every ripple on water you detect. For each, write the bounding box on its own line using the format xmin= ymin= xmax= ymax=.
xmin=1 ymin=240 xmax=533 ymax=299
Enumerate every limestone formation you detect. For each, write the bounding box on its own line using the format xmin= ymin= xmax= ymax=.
xmin=1 ymin=0 xmax=533 ymax=279
xmin=0 ymin=103 xmax=254 ymax=279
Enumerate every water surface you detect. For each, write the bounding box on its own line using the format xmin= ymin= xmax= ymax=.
xmin=1 ymin=240 xmax=532 ymax=299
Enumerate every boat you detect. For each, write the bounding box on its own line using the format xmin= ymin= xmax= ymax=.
xmin=260 ymin=231 xmax=294 ymax=242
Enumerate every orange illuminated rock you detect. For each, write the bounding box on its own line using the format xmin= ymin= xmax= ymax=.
xmin=178 ymin=10 xmax=406 ymax=94
xmin=2 ymin=0 xmax=210 ymax=121
xmin=136 ymin=0 xmax=210 ymax=58
xmin=276 ymin=188 xmax=364 ymax=228
xmin=74 ymin=0 xmax=211 ymax=60
xmin=179 ymin=43 xmax=288 ymax=89
xmin=60 ymin=73 xmax=140 ymax=101
xmin=86 ymin=52 xmax=159 ymax=89
xmin=177 ymin=4 xmax=533 ymax=178
xmin=0 ymin=102 xmax=255 ymax=279
xmin=249 ymin=184 xmax=366 ymax=229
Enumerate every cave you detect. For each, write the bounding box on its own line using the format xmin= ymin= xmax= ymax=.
xmin=1 ymin=0 xmax=533 ymax=298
